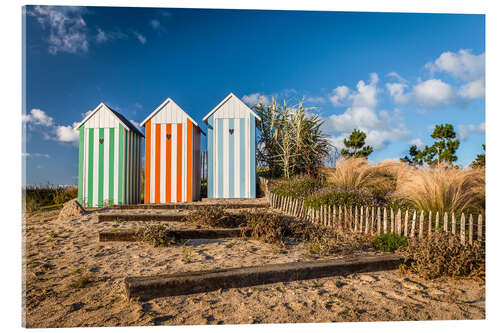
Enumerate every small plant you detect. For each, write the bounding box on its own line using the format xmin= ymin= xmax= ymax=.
xmin=71 ymin=276 xmax=91 ymax=289
xmin=183 ymin=206 xmax=242 ymax=228
xmin=373 ymin=233 xmax=408 ymax=252
xmin=48 ymin=231 xmax=57 ymax=239
xmin=397 ymin=231 xmax=485 ymax=280
xmin=269 ymin=176 xmax=324 ymax=199
xmin=182 ymin=241 xmax=193 ymax=264
xmin=136 ymin=224 xmax=176 ymax=247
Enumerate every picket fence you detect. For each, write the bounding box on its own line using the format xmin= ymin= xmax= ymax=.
xmin=264 ymin=187 xmax=485 ymax=246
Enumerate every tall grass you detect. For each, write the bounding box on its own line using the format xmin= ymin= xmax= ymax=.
xmin=24 ymin=185 xmax=78 ymax=212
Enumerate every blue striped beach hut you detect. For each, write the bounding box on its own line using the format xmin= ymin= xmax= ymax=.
xmin=203 ymin=93 xmax=261 ymax=199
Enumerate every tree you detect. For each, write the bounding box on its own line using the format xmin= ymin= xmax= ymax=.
xmin=470 ymin=144 xmax=485 ymax=168
xmin=402 ymin=124 xmax=460 ymax=166
xmin=341 ymin=129 xmax=373 ymax=158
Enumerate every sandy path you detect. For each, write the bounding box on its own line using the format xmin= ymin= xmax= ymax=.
xmin=23 ymin=208 xmax=485 ymax=327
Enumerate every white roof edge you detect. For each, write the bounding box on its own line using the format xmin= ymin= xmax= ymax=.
xmin=202 ymin=92 xmax=262 ymax=123
xmin=140 ymin=97 xmax=201 ymax=128
xmin=75 ymin=102 xmax=130 ymax=131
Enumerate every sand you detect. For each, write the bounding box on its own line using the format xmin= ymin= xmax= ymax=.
xmin=23 ymin=206 xmax=485 ymax=327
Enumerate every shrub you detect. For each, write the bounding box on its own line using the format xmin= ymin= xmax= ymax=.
xmin=136 ymin=224 xmax=176 ymax=247
xmin=183 ymin=206 xmax=243 ymax=228
xmin=397 ymin=231 xmax=485 ymax=280
xmin=269 ymin=175 xmax=324 ymax=199
xmin=304 ymin=185 xmax=378 ymax=209
xmin=373 ymin=233 xmax=408 ymax=252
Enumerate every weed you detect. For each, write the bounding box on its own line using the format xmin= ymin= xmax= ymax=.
xmin=183 ymin=206 xmax=243 ymax=228
xmin=373 ymin=233 xmax=408 ymax=253
xmin=182 ymin=241 xmax=193 ymax=264
xmin=71 ymin=276 xmax=91 ymax=289
xmin=136 ymin=224 xmax=176 ymax=247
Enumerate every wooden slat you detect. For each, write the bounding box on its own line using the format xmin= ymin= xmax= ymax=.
xmin=419 ymin=211 xmax=424 ymax=238
xmin=460 ymin=213 xmax=466 ymax=245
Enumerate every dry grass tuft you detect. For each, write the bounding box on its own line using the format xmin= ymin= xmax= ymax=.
xmin=136 ymin=224 xmax=176 ymax=247
xmin=397 ymin=231 xmax=485 ymax=281
xmin=395 ymin=164 xmax=485 ymax=215
xmin=183 ymin=206 xmax=243 ymax=228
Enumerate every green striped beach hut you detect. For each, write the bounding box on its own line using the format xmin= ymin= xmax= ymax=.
xmin=76 ymin=103 xmax=144 ymax=207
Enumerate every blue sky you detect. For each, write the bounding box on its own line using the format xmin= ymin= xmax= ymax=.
xmin=23 ymin=6 xmax=485 ymax=185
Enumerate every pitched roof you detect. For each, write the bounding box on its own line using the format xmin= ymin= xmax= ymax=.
xmin=140 ymin=98 xmax=201 ymax=128
xmin=202 ymin=93 xmax=262 ymax=123
xmin=75 ymin=103 xmax=144 ymax=137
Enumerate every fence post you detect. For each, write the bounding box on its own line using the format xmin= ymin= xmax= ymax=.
xmin=410 ymin=211 xmax=416 ymax=238
xmin=478 ymin=214 xmax=483 ymax=244
xmin=354 ymin=206 xmax=358 ymax=232
xmin=460 ymin=213 xmax=466 ymax=245
xmin=371 ymin=207 xmax=375 ymax=234
xmin=322 ymin=206 xmax=326 ymax=226
xmin=428 ymin=211 xmax=432 ymax=235
xmin=339 ymin=206 xmax=343 ymax=230
xmin=443 ymin=212 xmax=448 ymax=232
xmin=360 ymin=206 xmax=364 ymax=232
xmin=328 ymin=205 xmax=332 ymax=227
xmin=383 ymin=208 xmax=387 ymax=234
xmin=377 ymin=207 xmax=381 ymax=235
xmin=451 ymin=212 xmax=456 ymax=235
xmin=419 ymin=211 xmax=424 ymax=238
xmin=390 ymin=208 xmax=394 ymax=233
xmin=332 ymin=206 xmax=337 ymax=228
xmin=396 ymin=209 xmax=402 ymax=235
xmin=404 ymin=210 xmax=409 ymax=237
xmin=349 ymin=206 xmax=353 ymax=230
xmin=365 ymin=207 xmax=370 ymax=234
xmin=469 ymin=214 xmax=474 ymax=246
xmin=435 ymin=211 xmax=440 ymax=230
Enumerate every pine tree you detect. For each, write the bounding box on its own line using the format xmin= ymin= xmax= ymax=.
xmin=341 ymin=129 xmax=373 ymax=158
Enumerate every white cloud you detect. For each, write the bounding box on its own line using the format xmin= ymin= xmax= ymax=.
xmin=242 ymin=93 xmax=270 ymax=106
xmin=150 ymin=19 xmax=161 ymax=29
xmin=23 ymin=109 xmax=54 ymax=126
xmin=323 ymin=74 xmax=409 ymax=151
xmin=305 ymin=96 xmax=326 ymax=104
xmin=29 ymin=6 xmax=89 ymax=54
xmin=134 ymin=32 xmax=147 ymax=44
xmin=409 ymin=138 xmax=424 ymax=148
xmin=458 ymin=79 xmax=485 ymax=99
xmin=387 ymin=71 xmax=408 ymax=83
xmin=426 ymin=49 xmax=485 ymax=81
xmin=23 ymin=153 xmax=50 ymax=158
xmin=54 ymin=122 xmax=80 ymax=143
xmin=413 ymin=79 xmax=455 ymax=108
xmin=386 ymin=82 xmax=410 ymax=104
xmin=457 ymin=123 xmax=485 ymax=141
xmin=329 ymin=86 xmax=350 ymax=107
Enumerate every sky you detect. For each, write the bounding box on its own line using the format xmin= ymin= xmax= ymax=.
xmin=23 ymin=6 xmax=485 ymax=185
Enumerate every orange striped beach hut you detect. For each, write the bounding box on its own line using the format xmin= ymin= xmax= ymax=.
xmin=141 ymin=98 xmax=204 ymax=203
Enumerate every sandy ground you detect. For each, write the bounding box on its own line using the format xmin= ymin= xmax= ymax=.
xmin=23 ymin=207 xmax=485 ymax=327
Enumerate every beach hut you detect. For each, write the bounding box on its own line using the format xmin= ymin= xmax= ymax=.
xmin=141 ymin=98 xmax=203 ymax=203
xmin=76 ymin=103 xmax=143 ymax=207
xmin=203 ymin=93 xmax=261 ymax=199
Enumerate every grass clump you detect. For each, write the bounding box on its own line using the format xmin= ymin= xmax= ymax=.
xmin=269 ymin=175 xmax=324 ymax=199
xmin=304 ymin=185 xmax=378 ymax=209
xmin=71 ymin=276 xmax=91 ymax=289
xmin=308 ymin=231 xmax=375 ymax=257
xmin=373 ymin=233 xmax=408 ymax=252
xmin=183 ymin=206 xmax=242 ymax=228
xmin=182 ymin=241 xmax=193 ymax=264
xmin=136 ymin=224 xmax=176 ymax=247
xmin=397 ymin=231 xmax=485 ymax=281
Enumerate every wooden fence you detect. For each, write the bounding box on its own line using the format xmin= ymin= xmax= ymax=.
xmin=264 ymin=187 xmax=485 ymax=246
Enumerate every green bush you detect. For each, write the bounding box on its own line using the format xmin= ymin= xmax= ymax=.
xmin=269 ymin=176 xmax=324 ymax=199
xmin=373 ymin=233 xmax=408 ymax=252
xmin=304 ymin=185 xmax=377 ymax=209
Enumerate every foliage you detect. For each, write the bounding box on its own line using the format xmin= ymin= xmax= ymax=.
xmin=402 ymin=124 xmax=460 ymax=166
xmin=373 ymin=233 xmax=408 ymax=252
xmin=200 ymin=178 xmax=207 ymax=198
xmin=182 ymin=241 xmax=193 ymax=264
xmin=71 ymin=276 xmax=91 ymax=289
xmin=24 ymin=185 xmax=78 ymax=212
xmin=470 ymin=144 xmax=485 ymax=169
xmin=254 ymin=98 xmax=332 ymax=178
xmin=308 ymin=231 xmax=374 ymax=256
xmin=136 ymin=224 xmax=176 ymax=247
xmin=304 ymin=185 xmax=378 ymax=209
xmin=341 ymin=129 xmax=374 ymax=158
xmin=269 ymin=175 xmax=324 ymax=199
xmin=398 ymin=231 xmax=485 ymax=280
xmin=394 ymin=163 xmax=485 ymax=215
xmin=183 ymin=206 xmax=243 ymax=228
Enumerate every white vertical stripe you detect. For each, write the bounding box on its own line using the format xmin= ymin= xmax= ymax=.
xmin=213 ymin=120 xmax=218 ymax=198
xmin=93 ymin=129 xmax=99 ymax=206
xmin=171 ymin=125 xmax=177 ymax=202
xmin=150 ymin=124 xmax=156 ymax=202
xmin=246 ymin=117 xmax=250 ymax=198
xmin=113 ymin=127 xmax=119 ymax=204
xmin=234 ymin=119 xmax=240 ymax=198
xmin=103 ymin=128 xmax=109 ymax=204
xmin=160 ymin=124 xmax=166 ymax=203
xmin=182 ymin=122 xmax=187 ymax=202
xmin=83 ymin=128 xmax=88 ymax=205
xmin=223 ymin=119 xmax=229 ymax=198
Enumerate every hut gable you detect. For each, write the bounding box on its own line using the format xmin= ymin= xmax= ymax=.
xmin=76 ymin=102 xmax=143 ymax=137
xmin=141 ymin=98 xmax=202 ymax=129
xmin=202 ymin=93 xmax=261 ymax=122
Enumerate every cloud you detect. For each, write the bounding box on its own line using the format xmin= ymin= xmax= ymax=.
xmin=29 ymin=6 xmax=89 ymax=54
xmin=23 ymin=153 xmax=50 ymax=158
xmin=457 ymin=123 xmax=485 ymax=141
xmin=134 ymin=32 xmax=147 ymax=44
xmin=23 ymin=109 xmax=54 ymax=126
xmin=54 ymin=122 xmax=80 ymax=143
xmin=150 ymin=19 xmax=161 ymax=29
xmin=425 ymin=49 xmax=485 ymax=81
xmin=458 ymin=79 xmax=485 ymax=99
xmin=95 ymin=28 xmax=127 ymax=44
xmin=305 ymin=96 xmax=326 ymax=104
xmin=329 ymin=86 xmax=350 ymax=107
xmin=386 ymin=82 xmax=410 ymax=104
xmin=413 ymin=79 xmax=456 ymax=108
xmin=387 ymin=71 xmax=408 ymax=83
xmin=242 ymin=93 xmax=270 ymax=106
xmin=323 ymin=74 xmax=409 ymax=151
xmin=409 ymin=138 xmax=424 ymax=148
